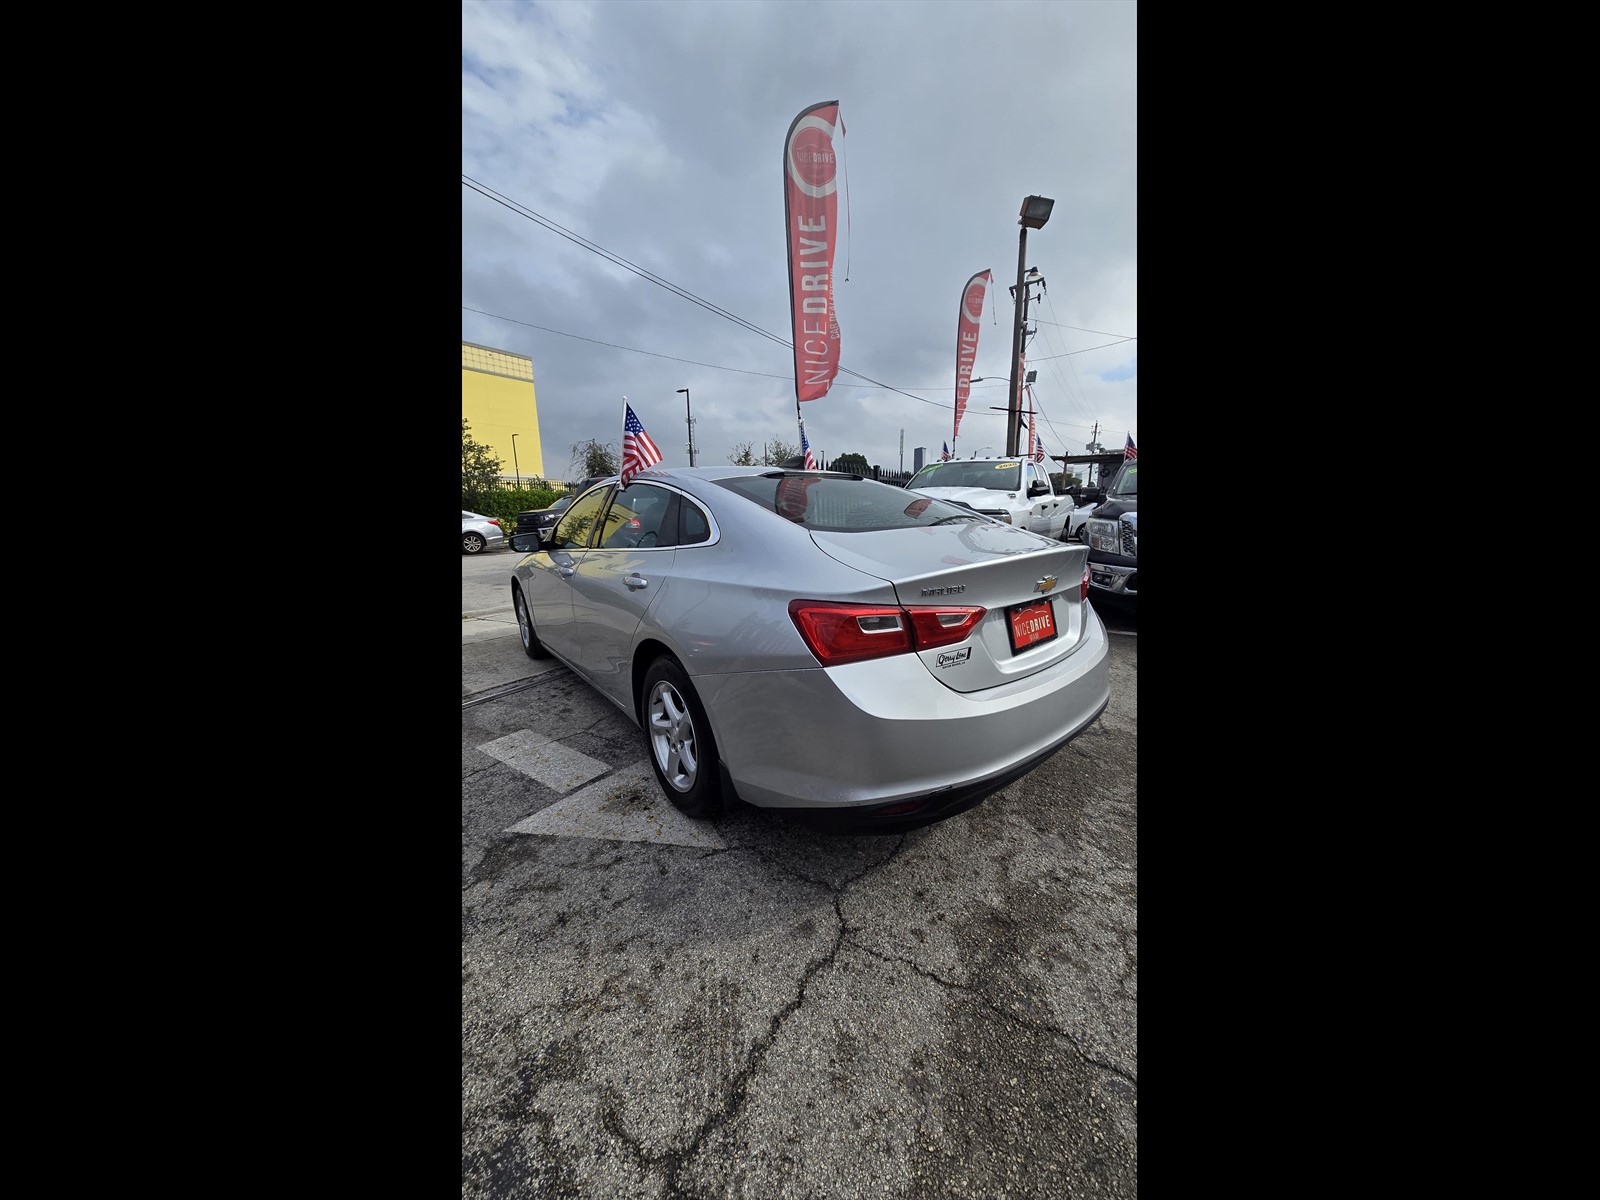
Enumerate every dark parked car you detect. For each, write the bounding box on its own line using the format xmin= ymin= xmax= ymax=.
xmin=513 ymin=494 xmax=574 ymax=535
xmin=514 ymin=477 xmax=613 ymax=535
xmin=1082 ymin=459 xmax=1136 ymax=602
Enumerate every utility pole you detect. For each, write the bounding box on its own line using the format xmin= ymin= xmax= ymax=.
xmin=900 ymin=429 xmax=905 ymax=474
xmin=1006 ymin=196 xmax=1055 ymax=456
xmin=1084 ymin=422 xmax=1101 ymax=488
xmin=676 ymin=388 xmax=695 ymax=466
xmin=1007 ymin=269 xmax=1046 ymax=457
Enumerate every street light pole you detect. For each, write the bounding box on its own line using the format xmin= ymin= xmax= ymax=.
xmin=1005 ymin=195 xmax=1054 ymax=456
xmin=511 ymin=433 xmax=520 ymax=489
xmin=676 ymin=389 xmax=695 ymax=466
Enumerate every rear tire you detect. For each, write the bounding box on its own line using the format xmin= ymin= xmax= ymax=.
xmin=513 ymin=586 xmax=550 ymax=659
xmin=642 ymin=657 xmax=722 ymax=819
xmin=463 ymin=532 xmax=486 ymax=554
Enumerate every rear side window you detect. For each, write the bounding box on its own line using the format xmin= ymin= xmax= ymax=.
xmin=678 ymin=498 xmax=711 ymax=545
xmin=713 ymin=474 xmax=985 ymax=532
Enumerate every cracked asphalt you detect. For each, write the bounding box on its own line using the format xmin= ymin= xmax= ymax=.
xmin=462 ymin=552 xmax=1136 ymax=1197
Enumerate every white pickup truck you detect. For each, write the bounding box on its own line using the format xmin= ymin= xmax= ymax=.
xmin=904 ymin=456 xmax=1073 ymax=540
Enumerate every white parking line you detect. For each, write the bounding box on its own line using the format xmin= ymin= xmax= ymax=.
xmin=477 ymin=730 xmax=609 ymax=792
xmin=506 ymin=761 xmax=726 ymax=849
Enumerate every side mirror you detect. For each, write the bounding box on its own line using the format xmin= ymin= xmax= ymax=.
xmin=1028 ymin=481 xmax=1049 ymax=497
xmin=509 ymin=532 xmax=541 ymax=553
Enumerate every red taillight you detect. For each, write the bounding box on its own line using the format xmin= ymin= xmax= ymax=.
xmin=1081 ymin=565 xmax=1090 ymax=600
xmin=788 ymin=600 xmax=986 ymax=667
xmin=488 ymin=518 xmax=503 ymax=527
xmin=905 ymin=607 xmax=986 ymax=649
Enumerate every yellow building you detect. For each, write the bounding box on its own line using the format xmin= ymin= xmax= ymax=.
xmin=461 ymin=342 xmax=545 ymax=484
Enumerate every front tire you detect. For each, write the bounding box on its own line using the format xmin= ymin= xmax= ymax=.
xmin=512 ymin=586 xmax=550 ymax=659
xmin=463 ymin=531 xmax=486 ymax=554
xmin=642 ymin=657 xmax=722 ymax=819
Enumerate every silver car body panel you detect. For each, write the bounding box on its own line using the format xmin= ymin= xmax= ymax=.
xmin=694 ymin=614 xmax=1109 ymax=809
xmin=509 ymin=466 xmax=1110 ymax=812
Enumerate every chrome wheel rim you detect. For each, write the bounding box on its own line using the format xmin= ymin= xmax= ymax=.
xmin=648 ymin=681 xmax=698 ymax=792
xmin=515 ymin=594 xmax=531 ymax=649
xmin=464 ymin=533 xmax=483 ymax=553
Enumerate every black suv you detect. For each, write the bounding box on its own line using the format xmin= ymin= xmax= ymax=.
xmin=1082 ymin=459 xmax=1137 ymax=602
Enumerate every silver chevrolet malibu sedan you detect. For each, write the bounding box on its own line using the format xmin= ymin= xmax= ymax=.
xmin=508 ymin=466 xmax=1110 ymax=831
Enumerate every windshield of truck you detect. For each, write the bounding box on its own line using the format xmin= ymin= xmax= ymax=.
xmin=906 ymin=461 xmax=1021 ymax=491
xmin=1109 ymin=462 xmax=1137 ymax=498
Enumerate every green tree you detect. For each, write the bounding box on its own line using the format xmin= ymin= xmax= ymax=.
xmin=766 ymin=439 xmax=799 ymax=466
xmin=829 ymin=452 xmax=870 ymax=475
xmin=570 ymin=438 xmax=619 ymax=480
xmin=462 ymin=418 xmax=503 ymax=510
xmin=727 ymin=441 xmax=759 ymax=466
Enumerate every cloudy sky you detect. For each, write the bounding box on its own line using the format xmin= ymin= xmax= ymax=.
xmin=462 ymin=0 xmax=1135 ymax=483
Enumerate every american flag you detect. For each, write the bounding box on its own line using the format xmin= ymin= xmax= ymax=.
xmin=1033 ymin=434 xmax=1047 ymax=464
xmin=801 ymin=424 xmax=817 ymax=470
xmin=1124 ymin=433 xmax=1137 ymax=461
xmin=940 ymin=441 xmax=951 ymax=461
xmin=620 ymin=401 xmax=663 ymax=486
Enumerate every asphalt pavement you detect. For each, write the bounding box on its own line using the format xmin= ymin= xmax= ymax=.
xmin=462 ymin=548 xmax=1137 ymax=1197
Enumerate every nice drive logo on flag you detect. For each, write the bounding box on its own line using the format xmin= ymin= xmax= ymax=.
xmin=620 ymin=400 xmax=663 ymax=487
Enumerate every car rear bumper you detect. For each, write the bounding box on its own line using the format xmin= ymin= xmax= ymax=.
xmin=752 ymin=691 xmax=1111 ymax=833
xmin=692 ymin=610 xmax=1111 ymax=820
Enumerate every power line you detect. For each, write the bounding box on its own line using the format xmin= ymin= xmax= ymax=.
xmin=1030 ymin=318 xmax=1137 ymax=339
xmin=460 ymin=302 xmax=1016 ymax=414
xmin=463 ymin=176 xmax=790 ymax=349
xmin=464 ymin=177 xmax=969 ymax=412
xmin=1024 ymin=338 xmax=1137 ymax=362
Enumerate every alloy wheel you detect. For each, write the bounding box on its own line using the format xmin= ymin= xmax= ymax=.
xmin=648 ymin=681 xmax=698 ymax=792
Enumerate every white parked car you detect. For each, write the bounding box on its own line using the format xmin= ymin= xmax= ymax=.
xmin=1064 ymin=501 xmax=1098 ymax=542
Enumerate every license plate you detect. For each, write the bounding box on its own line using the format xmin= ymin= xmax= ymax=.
xmin=1007 ymin=599 xmax=1057 ymax=653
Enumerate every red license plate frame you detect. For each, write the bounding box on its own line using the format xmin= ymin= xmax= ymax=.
xmin=1007 ymin=599 xmax=1057 ymax=653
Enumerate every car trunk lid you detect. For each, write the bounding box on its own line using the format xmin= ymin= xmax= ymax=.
xmin=808 ymin=525 xmax=1093 ymax=693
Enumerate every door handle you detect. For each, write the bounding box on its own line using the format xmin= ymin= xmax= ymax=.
xmin=557 ymin=565 xmax=575 ymax=578
xmin=625 ymin=574 xmax=649 ymax=590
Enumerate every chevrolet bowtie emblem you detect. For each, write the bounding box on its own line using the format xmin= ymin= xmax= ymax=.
xmin=1035 ymin=575 xmax=1057 ymax=594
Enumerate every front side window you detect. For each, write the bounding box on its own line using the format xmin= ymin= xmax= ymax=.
xmin=597 ymin=483 xmax=677 ymax=549
xmin=550 ymin=487 xmax=611 ymax=550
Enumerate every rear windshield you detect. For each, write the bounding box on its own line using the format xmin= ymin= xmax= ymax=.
xmin=905 ymin=461 xmax=1022 ymax=491
xmin=714 ymin=473 xmax=988 ymax=532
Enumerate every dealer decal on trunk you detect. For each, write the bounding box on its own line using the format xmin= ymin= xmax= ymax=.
xmin=936 ymin=647 xmax=972 ymax=668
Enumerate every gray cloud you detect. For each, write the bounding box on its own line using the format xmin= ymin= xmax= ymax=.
xmin=463 ymin=0 xmax=1135 ymax=479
